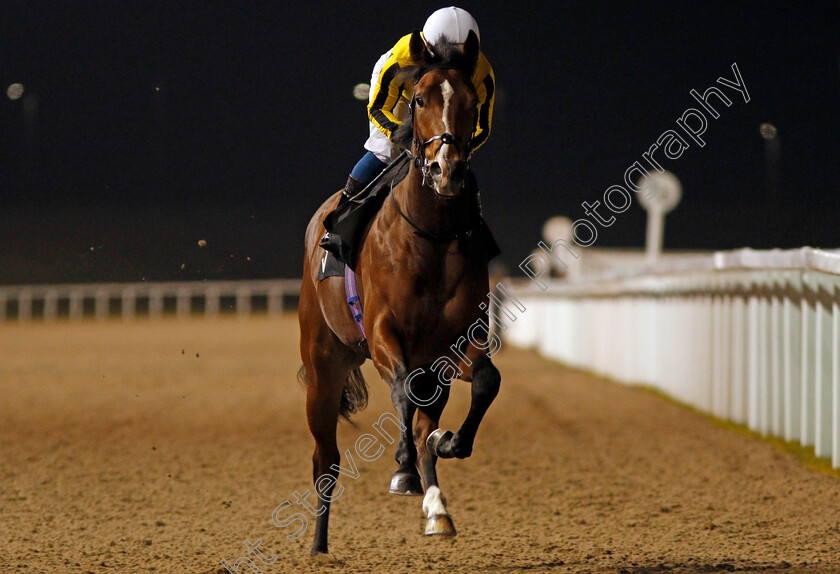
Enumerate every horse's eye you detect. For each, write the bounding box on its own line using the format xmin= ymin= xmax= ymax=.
xmin=416 ymin=96 xmax=425 ymax=108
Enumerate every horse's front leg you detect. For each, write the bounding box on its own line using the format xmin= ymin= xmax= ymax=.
xmin=370 ymin=324 xmax=425 ymax=496
xmin=428 ymin=353 xmax=500 ymax=459
xmin=413 ymin=378 xmax=456 ymax=536
xmin=387 ymin=366 xmax=424 ymax=495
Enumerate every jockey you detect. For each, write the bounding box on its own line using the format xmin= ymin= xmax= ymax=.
xmin=321 ymin=6 xmax=495 ymax=252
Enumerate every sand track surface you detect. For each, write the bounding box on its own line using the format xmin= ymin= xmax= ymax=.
xmin=1 ymin=316 xmax=838 ymax=573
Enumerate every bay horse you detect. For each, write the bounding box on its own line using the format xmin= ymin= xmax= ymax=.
xmin=297 ymin=30 xmax=500 ymax=555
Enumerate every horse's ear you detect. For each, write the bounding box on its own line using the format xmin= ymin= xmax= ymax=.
xmin=409 ymin=30 xmax=426 ymax=66
xmin=462 ymin=30 xmax=479 ymax=74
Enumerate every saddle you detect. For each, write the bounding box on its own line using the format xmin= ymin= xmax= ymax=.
xmin=321 ymin=153 xmax=412 ymax=273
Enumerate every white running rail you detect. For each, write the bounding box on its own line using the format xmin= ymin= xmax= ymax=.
xmin=0 ymin=279 xmax=301 ymax=321
xmin=504 ymin=247 xmax=840 ymax=468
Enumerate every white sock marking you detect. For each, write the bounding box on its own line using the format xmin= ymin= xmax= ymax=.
xmin=422 ymin=485 xmax=449 ymax=517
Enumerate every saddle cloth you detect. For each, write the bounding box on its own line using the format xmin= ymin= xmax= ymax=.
xmin=316 ymin=250 xmax=345 ymax=281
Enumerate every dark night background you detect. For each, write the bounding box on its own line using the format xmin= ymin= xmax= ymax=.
xmin=1 ymin=1 xmax=838 ymax=284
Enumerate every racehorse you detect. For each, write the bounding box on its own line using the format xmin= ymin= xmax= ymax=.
xmin=297 ymin=30 xmax=501 ymax=555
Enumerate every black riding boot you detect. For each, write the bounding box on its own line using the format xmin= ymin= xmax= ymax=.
xmin=319 ymin=175 xmax=366 ymax=252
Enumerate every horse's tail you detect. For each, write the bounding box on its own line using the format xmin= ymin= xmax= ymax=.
xmin=296 ymin=364 xmax=369 ymax=421
xmin=296 ymin=364 xmax=309 ymax=387
xmin=339 ymin=367 xmax=369 ymax=420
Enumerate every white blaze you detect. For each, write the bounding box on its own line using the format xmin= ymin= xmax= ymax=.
xmin=440 ymin=80 xmax=453 ymax=133
xmin=439 ymin=80 xmax=454 ymax=161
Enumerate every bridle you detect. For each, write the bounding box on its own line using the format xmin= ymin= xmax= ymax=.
xmin=406 ymin=64 xmax=476 ymax=188
xmin=389 ymin=63 xmax=480 ymax=244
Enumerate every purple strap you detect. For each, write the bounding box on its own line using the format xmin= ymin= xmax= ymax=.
xmin=344 ymin=265 xmax=367 ymax=339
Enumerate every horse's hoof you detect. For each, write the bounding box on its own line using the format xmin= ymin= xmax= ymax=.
xmin=425 ymin=514 xmax=457 ymax=536
xmin=426 ymin=428 xmax=454 ymax=458
xmin=389 ymin=471 xmax=424 ymax=496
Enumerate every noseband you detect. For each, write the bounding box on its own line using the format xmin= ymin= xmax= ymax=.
xmin=407 ymin=65 xmax=475 ymax=187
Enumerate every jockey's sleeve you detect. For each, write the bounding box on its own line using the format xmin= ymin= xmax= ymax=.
xmin=471 ymin=56 xmax=495 ymax=153
xmin=368 ymin=57 xmax=406 ymax=140
xmin=367 ymin=36 xmax=496 ymax=149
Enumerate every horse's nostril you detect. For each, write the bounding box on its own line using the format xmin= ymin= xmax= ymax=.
xmin=429 ymin=162 xmax=442 ymax=179
xmin=451 ymin=162 xmax=466 ymax=181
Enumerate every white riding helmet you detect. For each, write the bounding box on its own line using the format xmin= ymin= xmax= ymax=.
xmin=422 ymin=6 xmax=480 ymax=53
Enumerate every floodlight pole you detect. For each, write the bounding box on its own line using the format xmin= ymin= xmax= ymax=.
xmin=645 ymin=207 xmax=665 ymax=264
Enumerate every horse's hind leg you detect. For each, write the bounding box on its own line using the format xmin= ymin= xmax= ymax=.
xmin=300 ymin=283 xmax=360 ymax=555
xmin=413 ymin=385 xmax=456 ymax=536
xmin=303 ymin=353 xmax=346 ymax=555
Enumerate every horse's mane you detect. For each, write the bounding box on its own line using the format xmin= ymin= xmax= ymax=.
xmin=392 ymin=38 xmax=478 ymax=150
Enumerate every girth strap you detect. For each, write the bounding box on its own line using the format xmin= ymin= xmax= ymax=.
xmin=344 ymin=265 xmax=370 ymax=356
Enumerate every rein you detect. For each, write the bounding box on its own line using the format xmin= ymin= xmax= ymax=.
xmin=389 ymin=189 xmax=465 ymax=243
